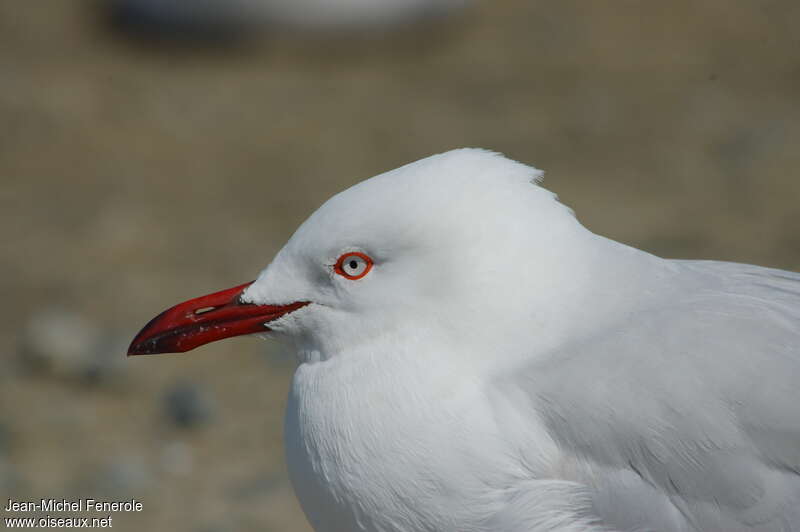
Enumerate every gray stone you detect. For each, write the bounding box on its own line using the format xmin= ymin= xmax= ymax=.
xmin=19 ymin=307 xmax=100 ymax=376
xmin=163 ymin=380 xmax=215 ymax=428
xmin=73 ymin=456 xmax=152 ymax=499
xmin=159 ymin=440 xmax=193 ymax=475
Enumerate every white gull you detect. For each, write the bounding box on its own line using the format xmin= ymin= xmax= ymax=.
xmin=130 ymin=148 xmax=800 ymax=531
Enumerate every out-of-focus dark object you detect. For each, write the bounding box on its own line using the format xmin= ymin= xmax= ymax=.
xmin=107 ymin=0 xmax=470 ymax=41
xmin=108 ymin=0 xmax=253 ymax=41
xmin=163 ymin=380 xmax=216 ymax=429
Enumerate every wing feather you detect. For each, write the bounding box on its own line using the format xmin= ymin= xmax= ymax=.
xmin=508 ymin=261 xmax=800 ymax=530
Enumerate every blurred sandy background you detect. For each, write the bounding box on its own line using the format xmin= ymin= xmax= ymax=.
xmin=1 ymin=1 xmax=799 ymax=530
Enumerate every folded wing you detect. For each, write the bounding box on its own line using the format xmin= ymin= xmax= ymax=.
xmin=508 ymin=261 xmax=800 ymax=531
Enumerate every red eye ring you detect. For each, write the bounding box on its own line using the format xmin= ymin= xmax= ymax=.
xmin=334 ymin=252 xmax=373 ymax=280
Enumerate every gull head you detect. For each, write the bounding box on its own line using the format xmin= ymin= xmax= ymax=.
xmin=128 ymin=149 xmax=590 ymax=362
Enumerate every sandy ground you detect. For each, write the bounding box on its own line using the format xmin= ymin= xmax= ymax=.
xmin=1 ymin=1 xmax=799 ymax=530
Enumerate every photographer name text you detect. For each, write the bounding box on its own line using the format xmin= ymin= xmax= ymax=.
xmin=4 ymin=498 xmax=143 ymax=513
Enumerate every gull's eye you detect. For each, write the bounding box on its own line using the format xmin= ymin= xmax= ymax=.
xmin=334 ymin=252 xmax=373 ymax=280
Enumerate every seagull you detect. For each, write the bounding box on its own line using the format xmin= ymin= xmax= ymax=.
xmin=129 ymin=149 xmax=800 ymax=531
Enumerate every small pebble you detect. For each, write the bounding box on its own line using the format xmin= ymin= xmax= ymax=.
xmin=163 ymin=380 xmax=215 ymax=428
xmin=19 ymin=308 xmax=100 ymax=376
xmin=18 ymin=308 xmax=129 ymax=385
xmin=74 ymin=456 xmax=152 ymax=498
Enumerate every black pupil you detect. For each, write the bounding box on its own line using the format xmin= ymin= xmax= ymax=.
xmin=348 ymin=260 xmax=359 ymax=270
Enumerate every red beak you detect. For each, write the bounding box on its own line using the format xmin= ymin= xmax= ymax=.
xmin=127 ymin=281 xmax=309 ymax=356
